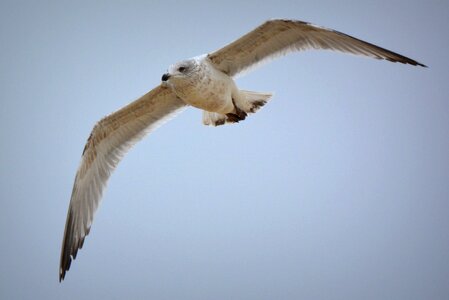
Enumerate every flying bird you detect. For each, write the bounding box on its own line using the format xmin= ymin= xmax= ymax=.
xmin=59 ymin=19 xmax=426 ymax=281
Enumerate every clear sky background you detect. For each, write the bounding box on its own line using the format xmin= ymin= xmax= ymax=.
xmin=1 ymin=1 xmax=448 ymax=299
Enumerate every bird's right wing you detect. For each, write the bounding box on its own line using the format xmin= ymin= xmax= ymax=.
xmin=59 ymin=85 xmax=186 ymax=281
xmin=208 ymin=19 xmax=426 ymax=77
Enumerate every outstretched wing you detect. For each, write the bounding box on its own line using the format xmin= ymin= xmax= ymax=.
xmin=208 ymin=19 xmax=426 ymax=77
xmin=59 ymin=85 xmax=186 ymax=281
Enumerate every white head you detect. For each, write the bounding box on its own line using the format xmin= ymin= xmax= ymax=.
xmin=161 ymin=59 xmax=198 ymax=88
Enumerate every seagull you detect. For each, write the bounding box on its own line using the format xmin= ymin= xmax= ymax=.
xmin=59 ymin=19 xmax=426 ymax=281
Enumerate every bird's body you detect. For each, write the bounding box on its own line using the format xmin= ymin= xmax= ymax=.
xmin=163 ymin=55 xmax=271 ymax=125
xmin=59 ymin=19 xmax=426 ymax=281
xmin=166 ymin=55 xmax=236 ymax=113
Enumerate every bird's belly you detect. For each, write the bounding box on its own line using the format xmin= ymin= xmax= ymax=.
xmin=178 ymin=78 xmax=234 ymax=114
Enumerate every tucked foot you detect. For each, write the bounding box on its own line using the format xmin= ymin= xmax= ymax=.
xmin=201 ymin=92 xmax=271 ymax=126
xmin=226 ymin=98 xmax=248 ymax=123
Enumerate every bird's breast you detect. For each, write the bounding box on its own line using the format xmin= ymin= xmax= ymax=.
xmin=174 ymin=63 xmax=235 ymax=113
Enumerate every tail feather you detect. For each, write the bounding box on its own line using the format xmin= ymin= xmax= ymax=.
xmin=239 ymin=90 xmax=273 ymax=113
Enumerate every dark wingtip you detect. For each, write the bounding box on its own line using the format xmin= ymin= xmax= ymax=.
xmin=59 ymin=208 xmax=79 ymax=283
xmin=383 ymin=54 xmax=426 ymax=68
xmin=404 ymin=58 xmax=427 ymax=68
xmin=408 ymin=61 xmax=427 ymax=68
xmin=418 ymin=62 xmax=428 ymax=68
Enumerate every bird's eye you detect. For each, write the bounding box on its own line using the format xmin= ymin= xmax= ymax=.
xmin=178 ymin=66 xmax=186 ymax=72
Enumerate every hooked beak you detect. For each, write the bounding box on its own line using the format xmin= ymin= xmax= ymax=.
xmin=161 ymin=73 xmax=171 ymax=82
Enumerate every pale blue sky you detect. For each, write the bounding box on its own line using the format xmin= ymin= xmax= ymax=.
xmin=1 ymin=1 xmax=448 ymax=299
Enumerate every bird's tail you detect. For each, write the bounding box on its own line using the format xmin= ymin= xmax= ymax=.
xmin=238 ymin=90 xmax=273 ymax=113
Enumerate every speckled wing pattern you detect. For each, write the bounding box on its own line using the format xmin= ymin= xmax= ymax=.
xmin=208 ymin=19 xmax=426 ymax=77
xmin=59 ymin=85 xmax=186 ymax=281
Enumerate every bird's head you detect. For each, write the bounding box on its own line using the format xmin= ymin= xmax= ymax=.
xmin=161 ymin=59 xmax=198 ymax=88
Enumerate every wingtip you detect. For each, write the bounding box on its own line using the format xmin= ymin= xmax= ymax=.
xmin=386 ymin=56 xmax=427 ymax=68
xmin=59 ymin=260 xmax=71 ymax=282
xmin=402 ymin=54 xmax=427 ymax=68
xmin=407 ymin=58 xmax=427 ymax=68
xmin=410 ymin=60 xmax=427 ymax=68
xmin=59 ymin=252 xmax=73 ymax=282
xmin=419 ymin=62 xmax=428 ymax=68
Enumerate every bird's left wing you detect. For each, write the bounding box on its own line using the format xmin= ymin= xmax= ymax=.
xmin=59 ymin=85 xmax=186 ymax=281
xmin=208 ymin=19 xmax=426 ymax=77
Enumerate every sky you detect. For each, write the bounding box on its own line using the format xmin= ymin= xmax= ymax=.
xmin=1 ymin=1 xmax=448 ymax=299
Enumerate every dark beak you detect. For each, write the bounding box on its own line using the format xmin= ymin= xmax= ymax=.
xmin=161 ymin=73 xmax=170 ymax=81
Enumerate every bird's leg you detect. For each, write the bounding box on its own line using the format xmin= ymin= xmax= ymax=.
xmin=226 ymin=97 xmax=247 ymax=123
